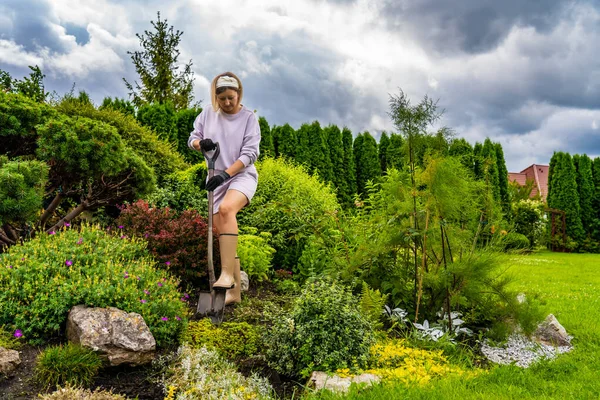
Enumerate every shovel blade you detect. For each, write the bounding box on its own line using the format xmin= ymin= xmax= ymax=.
xmin=197 ymin=291 xmax=213 ymax=315
xmin=212 ymin=289 xmax=227 ymax=313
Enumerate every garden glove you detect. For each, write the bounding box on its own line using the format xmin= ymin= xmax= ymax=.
xmin=200 ymin=138 xmax=217 ymax=151
xmin=206 ymin=171 xmax=230 ymax=191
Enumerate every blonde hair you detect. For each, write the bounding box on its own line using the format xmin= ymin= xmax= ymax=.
xmin=210 ymin=72 xmax=243 ymax=112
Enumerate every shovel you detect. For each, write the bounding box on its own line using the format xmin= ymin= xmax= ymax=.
xmin=196 ymin=142 xmax=227 ymax=323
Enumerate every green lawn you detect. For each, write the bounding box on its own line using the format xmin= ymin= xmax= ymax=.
xmin=305 ymin=251 xmax=600 ymax=400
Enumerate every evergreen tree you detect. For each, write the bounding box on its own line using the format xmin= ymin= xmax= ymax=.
xmin=473 ymin=142 xmax=483 ymax=179
xmin=353 ymin=133 xmax=364 ymax=195
xmin=449 ymin=138 xmax=474 ymax=172
xmin=355 ymin=131 xmax=381 ymax=195
xmin=591 ymin=157 xmax=600 ymax=240
xmin=386 ymin=133 xmax=405 ymax=170
xmin=495 ymin=142 xmax=510 ymax=215
xmin=379 ymin=131 xmax=390 ymax=174
xmin=573 ymin=154 xmax=594 ymax=235
xmin=277 ymin=123 xmax=297 ymax=159
xmin=547 ymin=152 xmax=585 ymax=244
xmin=295 ymin=123 xmax=312 ymax=167
xmin=258 ymin=116 xmax=274 ymax=159
xmin=175 ymin=107 xmax=203 ymax=164
xmin=136 ymin=102 xmax=178 ymax=145
xmin=0 ymin=65 xmax=47 ymax=103
xmin=324 ymin=124 xmax=346 ymax=201
xmin=308 ymin=121 xmax=334 ymax=182
xmin=342 ymin=127 xmax=357 ymax=203
xmin=124 ymin=12 xmax=195 ymax=110
xmin=481 ymin=138 xmax=500 ymax=201
xmin=100 ymin=97 xmax=136 ymax=117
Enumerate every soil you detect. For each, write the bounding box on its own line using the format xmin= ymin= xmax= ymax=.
xmin=0 ymin=345 xmax=165 ymax=400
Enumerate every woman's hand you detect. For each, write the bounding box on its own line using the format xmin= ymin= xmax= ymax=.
xmin=206 ymin=171 xmax=230 ymax=191
xmin=200 ymin=139 xmax=217 ymax=151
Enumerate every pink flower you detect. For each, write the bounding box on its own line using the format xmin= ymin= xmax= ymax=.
xmin=144 ymin=290 xmax=150 ymax=295
xmin=8 ymin=265 xmax=13 ymax=269
xmin=118 ymin=225 xmax=124 ymax=229
xmin=14 ymin=329 xmax=22 ymax=338
xmin=165 ymin=261 xmax=171 ymax=266
xmin=64 ymin=222 xmax=71 ymax=227
xmin=157 ymin=282 xmax=163 ymax=287
xmin=140 ymin=299 xmax=147 ymax=304
xmin=76 ymin=238 xmax=83 ymax=245
xmin=65 ymin=260 xmax=73 ymax=267
xmin=161 ymin=317 xmax=169 ymax=321
xmin=175 ymin=316 xmax=181 ymax=321
xmin=120 ymin=235 xmax=127 ymax=239
xmin=49 ymin=231 xmax=56 ymax=235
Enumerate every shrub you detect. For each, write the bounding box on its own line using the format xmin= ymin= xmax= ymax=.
xmin=35 ymin=343 xmax=103 ymax=388
xmin=145 ymin=163 xmax=207 ymax=213
xmin=0 ymin=158 xmax=48 ymax=225
xmin=162 ymin=346 xmax=275 ymax=400
xmin=238 ymin=157 xmax=340 ymax=271
xmin=0 ymin=224 xmax=188 ymax=345
xmin=116 ymin=200 xmax=218 ymax=287
xmin=238 ymin=227 xmax=275 ymax=282
xmin=264 ymin=279 xmax=375 ymax=378
xmin=40 ymin=387 xmax=127 ymax=400
xmin=512 ymin=199 xmax=547 ymax=247
xmin=181 ymin=319 xmax=261 ymax=361
xmin=502 ymin=232 xmax=530 ymax=251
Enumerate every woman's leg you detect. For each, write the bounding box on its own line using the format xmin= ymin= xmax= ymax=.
xmin=212 ymin=189 xmax=248 ymax=290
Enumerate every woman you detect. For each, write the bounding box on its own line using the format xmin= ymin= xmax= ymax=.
xmin=188 ymin=72 xmax=260 ymax=304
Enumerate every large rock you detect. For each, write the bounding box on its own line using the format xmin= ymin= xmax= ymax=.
xmin=534 ymin=314 xmax=571 ymax=346
xmin=0 ymin=347 xmax=21 ymax=374
xmin=307 ymin=371 xmax=380 ymax=393
xmin=240 ymin=270 xmax=249 ymax=291
xmin=67 ymin=305 xmax=156 ymax=366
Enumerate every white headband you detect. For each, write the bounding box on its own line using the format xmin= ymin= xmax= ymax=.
xmin=216 ymin=76 xmax=239 ymax=89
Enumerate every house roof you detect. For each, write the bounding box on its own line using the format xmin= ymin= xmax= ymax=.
xmin=508 ymin=164 xmax=549 ymax=201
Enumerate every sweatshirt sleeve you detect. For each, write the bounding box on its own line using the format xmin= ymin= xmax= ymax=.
xmin=237 ymin=113 xmax=261 ymax=167
xmin=187 ymin=111 xmax=204 ymax=150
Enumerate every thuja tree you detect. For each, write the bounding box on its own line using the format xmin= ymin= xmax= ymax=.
xmin=592 ymin=157 xmax=600 ymax=241
xmin=276 ymin=123 xmax=297 ymax=159
xmin=495 ymin=142 xmax=510 ymax=215
xmin=341 ymin=127 xmax=357 ymax=205
xmin=481 ymin=138 xmax=500 ymax=201
xmin=379 ymin=131 xmax=390 ymax=174
xmin=99 ymin=97 xmax=136 ymax=117
xmin=136 ymin=102 xmax=178 ymax=145
xmin=573 ymin=154 xmax=595 ymax=235
xmin=324 ymin=124 xmax=347 ymax=203
xmin=473 ymin=142 xmax=484 ymax=179
xmin=386 ymin=133 xmax=405 ymax=171
xmin=175 ymin=107 xmax=203 ymax=164
xmin=258 ymin=116 xmax=275 ymax=159
xmin=547 ymin=152 xmax=585 ymax=245
xmin=449 ymin=137 xmax=474 ymax=171
xmin=354 ymin=132 xmax=381 ymax=195
xmin=309 ymin=121 xmax=334 ymax=183
xmin=124 ymin=12 xmax=195 ymax=110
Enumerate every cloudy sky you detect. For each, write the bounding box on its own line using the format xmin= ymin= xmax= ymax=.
xmin=1 ymin=0 xmax=599 ymax=171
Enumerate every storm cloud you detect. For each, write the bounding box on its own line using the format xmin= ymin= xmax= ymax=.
xmin=1 ymin=0 xmax=599 ymax=170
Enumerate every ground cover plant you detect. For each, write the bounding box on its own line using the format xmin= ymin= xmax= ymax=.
xmin=0 ymin=224 xmax=188 ymax=346
xmin=303 ymin=251 xmax=600 ymax=399
xmin=35 ymin=343 xmax=103 ymax=389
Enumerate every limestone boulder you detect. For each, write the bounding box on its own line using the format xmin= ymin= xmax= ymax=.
xmin=534 ymin=314 xmax=571 ymax=346
xmin=307 ymin=371 xmax=380 ymax=393
xmin=67 ymin=305 xmax=156 ymax=366
xmin=0 ymin=347 xmax=21 ymax=375
xmin=240 ymin=270 xmax=249 ymax=291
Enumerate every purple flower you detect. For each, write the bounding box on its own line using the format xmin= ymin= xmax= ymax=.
xmin=118 ymin=225 xmax=124 ymax=229
xmin=180 ymin=297 xmax=187 ymax=302
xmin=175 ymin=316 xmax=181 ymax=321
xmin=65 ymin=260 xmax=73 ymax=267
xmin=144 ymin=233 xmax=149 ymax=238
xmin=161 ymin=317 xmax=169 ymax=321
xmin=49 ymin=231 xmax=56 ymax=235
xmin=76 ymin=238 xmax=83 ymax=245
xmin=14 ymin=329 xmax=22 ymax=338
xmin=140 ymin=299 xmax=147 ymax=304
xmin=120 ymin=235 xmax=127 ymax=239
xmin=21 ymin=258 xmax=24 ymax=261
xmin=64 ymin=222 xmax=71 ymax=227
xmin=137 ymin=276 xmax=141 ymax=280
xmin=8 ymin=265 xmax=13 ymax=269
xmin=184 ymin=293 xmax=190 ymax=299
xmin=144 ymin=290 xmax=150 ymax=295
xmin=165 ymin=261 xmax=171 ymax=266
xmin=157 ymin=282 xmax=163 ymax=287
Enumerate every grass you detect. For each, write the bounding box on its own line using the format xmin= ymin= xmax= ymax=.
xmin=35 ymin=343 xmax=103 ymax=388
xmin=303 ymin=250 xmax=600 ymax=399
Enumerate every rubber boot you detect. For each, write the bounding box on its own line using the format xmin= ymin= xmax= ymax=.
xmin=225 ymin=256 xmax=242 ymax=305
xmin=214 ymin=233 xmax=238 ymax=289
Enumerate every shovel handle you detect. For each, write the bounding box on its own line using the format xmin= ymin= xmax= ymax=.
xmin=202 ymin=142 xmax=220 ymax=290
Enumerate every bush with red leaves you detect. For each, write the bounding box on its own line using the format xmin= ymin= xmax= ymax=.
xmin=117 ymin=199 xmax=219 ymax=288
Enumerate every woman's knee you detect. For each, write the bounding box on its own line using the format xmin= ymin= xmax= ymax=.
xmin=218 ymin=202 xmax=238 ymax=220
